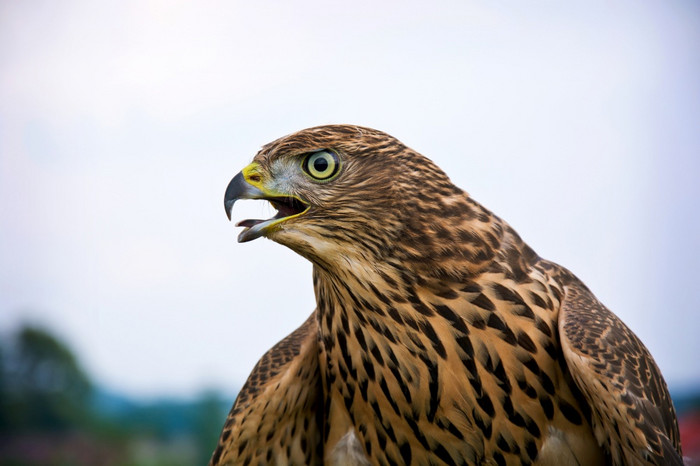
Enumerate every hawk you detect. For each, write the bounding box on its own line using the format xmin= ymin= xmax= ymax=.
xmin=211 ymin=125 xmax=682 ymax=465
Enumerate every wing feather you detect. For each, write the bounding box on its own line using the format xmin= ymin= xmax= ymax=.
xmin=558 ymin=282 xmax=682 ymax=465
xmin=209 ymin=312 xmax=323 ymax=465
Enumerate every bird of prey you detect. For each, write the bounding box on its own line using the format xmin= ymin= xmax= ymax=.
xmin=211 ymin=125 xmax=682 ymax=465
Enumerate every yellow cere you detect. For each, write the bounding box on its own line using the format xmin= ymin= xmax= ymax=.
xmin=242 ymin=162 xmax=265 ymax=190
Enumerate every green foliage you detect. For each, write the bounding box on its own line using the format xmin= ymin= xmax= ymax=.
xmin=0 ymin=324 xmax=233 ymax=466
xmin=0 ymin=325 xmax=92 ymax=433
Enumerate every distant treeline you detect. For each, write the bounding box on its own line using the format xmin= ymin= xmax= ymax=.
xmin=0 ymin=324 xmax=234 ymax=466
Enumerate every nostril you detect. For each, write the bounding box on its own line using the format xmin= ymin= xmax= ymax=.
xmin=248 ymin=174 xmax=262 ymax=183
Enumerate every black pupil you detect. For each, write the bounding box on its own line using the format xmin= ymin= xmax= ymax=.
xmin=313 ymin=157 xmax=329 ymax=173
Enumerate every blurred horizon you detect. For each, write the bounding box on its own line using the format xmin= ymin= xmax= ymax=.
xmin=0 ymin=323 xmax=233 ymax=464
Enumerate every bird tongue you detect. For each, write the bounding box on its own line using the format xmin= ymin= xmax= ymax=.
xmin=236 ymin=219 xmax=266 ymax=228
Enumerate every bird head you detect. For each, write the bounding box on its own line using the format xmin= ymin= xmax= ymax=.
xmin=224 ymin=125 xmax=488 ymax=277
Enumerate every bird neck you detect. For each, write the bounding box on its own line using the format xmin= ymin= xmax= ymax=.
xmin=310 ymin=190 xmax=541 ymax=347
xmin=310 ymin=191 xmax=539 ymax=293
xmin=390 ymin=192 xmax=536 ymax=282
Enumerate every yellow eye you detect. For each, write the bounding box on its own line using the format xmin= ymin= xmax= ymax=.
xmin=303 ymin=150 xmax=339 ymax=181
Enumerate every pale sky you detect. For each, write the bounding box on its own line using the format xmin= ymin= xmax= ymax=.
xmin=1 ymin=0 xmax=698 ymax=399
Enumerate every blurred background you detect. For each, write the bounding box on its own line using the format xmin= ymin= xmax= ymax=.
xmin=1 ymin=0 xmax=699 ymax=464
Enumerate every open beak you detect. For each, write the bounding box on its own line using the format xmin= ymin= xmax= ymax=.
xmin=224 ymin=170 xmax=309 ymax=243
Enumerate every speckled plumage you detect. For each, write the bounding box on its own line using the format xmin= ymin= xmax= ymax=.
xmin=211 ymin=125 xmax=682 ymax=465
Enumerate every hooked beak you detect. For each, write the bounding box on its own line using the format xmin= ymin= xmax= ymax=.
xmin=224 ymin=169 xmax=309 ymax=243
xmin=224 ymin=171 xmax=262 ymax=221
